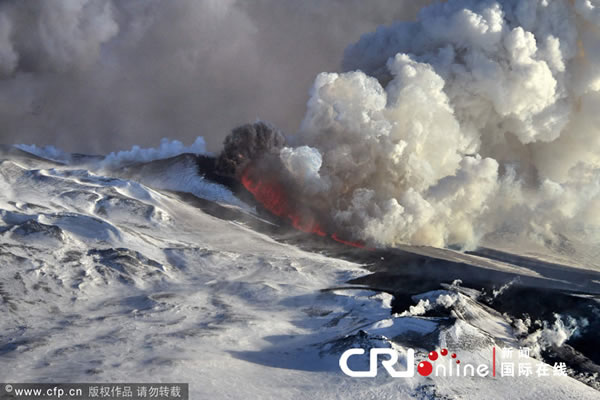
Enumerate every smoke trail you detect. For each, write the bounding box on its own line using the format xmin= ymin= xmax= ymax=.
xmin=271 ymin=0 xmax=600 ymax=249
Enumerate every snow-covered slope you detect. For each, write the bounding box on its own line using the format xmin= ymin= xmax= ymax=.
xmin=0 ymin=147 xmax=598 ymax=399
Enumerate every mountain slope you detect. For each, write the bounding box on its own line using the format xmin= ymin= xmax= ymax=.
xmin=0 ymin=148 xmax=598 ymax=399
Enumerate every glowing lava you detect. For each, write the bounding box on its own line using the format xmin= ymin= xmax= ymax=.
xmin=241 ymin=167 xmax=367 ymax=248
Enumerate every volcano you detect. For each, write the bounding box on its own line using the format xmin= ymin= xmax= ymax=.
xmin=0 ymin=145 xmax=599 ymax=399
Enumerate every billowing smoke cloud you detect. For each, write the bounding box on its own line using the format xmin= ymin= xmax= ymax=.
xmin=0 ymin=0 xmax=427 ymax=153
xmin=270 ymin=0 xmax=600 ymax=248
xmin=7 ymin=0 xmax=600 ymax=250
xmin=216 ymin=121 xmax=284 ymax=177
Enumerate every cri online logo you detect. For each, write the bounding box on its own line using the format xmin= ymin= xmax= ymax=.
xmin=340 ymin=347 xmax=495 ymax=378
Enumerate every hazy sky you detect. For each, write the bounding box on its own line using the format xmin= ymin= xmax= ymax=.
xmin=0 ymin=0 xmax=426 ymax=154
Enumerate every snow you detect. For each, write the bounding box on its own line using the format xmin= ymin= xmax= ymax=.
xmin=0 ymin=148 xmax=597 ymax=399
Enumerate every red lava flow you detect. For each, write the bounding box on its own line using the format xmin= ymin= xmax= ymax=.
xmin=241 ymin=167 xmax=367 ymax=248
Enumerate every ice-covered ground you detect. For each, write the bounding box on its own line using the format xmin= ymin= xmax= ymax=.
xmin=0 ymin=146 xmax=598 ymax=399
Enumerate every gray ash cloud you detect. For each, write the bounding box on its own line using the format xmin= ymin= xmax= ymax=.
xmin=0 ymin=0 xmax=426 ymax=154
xmin=216 ymin=121 xmax=285 ymax=178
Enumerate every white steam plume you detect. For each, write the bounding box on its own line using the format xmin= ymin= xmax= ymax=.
xmin=280 ymin=0 xmax=600 ymax=248
xmin=517 ymin=314 xmax=589 ymax=358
